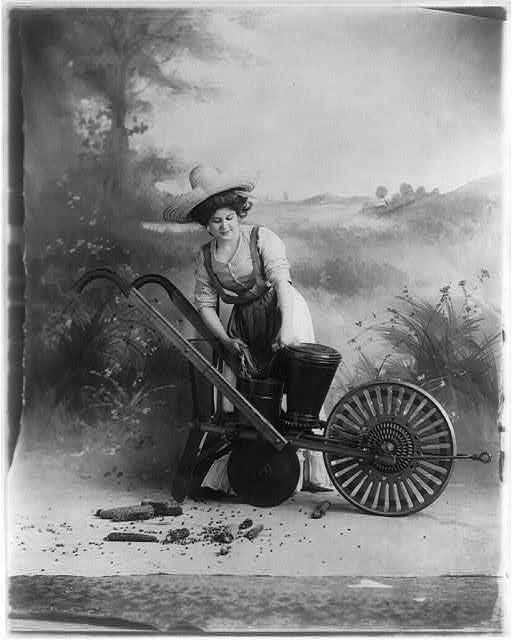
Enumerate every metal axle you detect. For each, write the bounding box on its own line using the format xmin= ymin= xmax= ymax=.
xmin=200 ymin=423 xmax=396 ymax=466
xmin=410 ymin=451 xmax=492 ymax=464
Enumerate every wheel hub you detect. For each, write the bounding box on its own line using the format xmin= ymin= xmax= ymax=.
xmin=366 ymin=420 xmax=415 ymax=473
xmin=380 ymin=440 xmax=396 ymax=453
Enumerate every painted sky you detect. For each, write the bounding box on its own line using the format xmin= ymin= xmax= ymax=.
xmin=144 ymin=7 xmax=504 ymax=199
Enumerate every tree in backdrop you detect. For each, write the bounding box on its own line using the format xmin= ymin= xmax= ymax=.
xmin=399 ymin=182 xmax=415 ymax=202
xmin=63 ymin=9 xmax=230 ymax=218
xmin=389 ymin=192 xmax=401 ymax=208
xmin=375 ymin=185 xmax=389 ymax=205
xmin=415 ymin=185 xmax=426 ymax=199
xmin=21 ymin=9 xmax=237 ymax=219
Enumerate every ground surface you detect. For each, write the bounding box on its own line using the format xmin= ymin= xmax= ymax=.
xmin=6 ymin=441 xmax=509 ymax=633
xmin=8 ymin=446 xmax=504 ymax=578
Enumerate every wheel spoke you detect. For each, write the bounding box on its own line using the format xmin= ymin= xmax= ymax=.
xmin=342 ymin=469 xmax=363 ymax=488
xmin=330 ymin=426 xmax=360 ymax=442
xmin=329 ymin=456 xmax=356 ymax=466
xmin=417 ymin=418 xmax=445 ymax=436
xmin=416 ymin=465 xmax=443 ymax=485
xmin=350 ymin=474 xmax=369 ymax=497
xmin=375 ymin=386 xmax=384 ymax=413
xmin=334 ymin=462 xmax=360 ymax=477
xmin=412 ymin=472 xmax=435 ymax=496
xmin=385 ymin=386 xmax=392 ymax=414
xmin=418 ymin=460 xmax=449 ymax=474
xmin=420 ymin=430 xmax=450 ymax=442
xmin=396 ymin=387 xmax=405 ymax=413
xmin=411 ymin=407 xmax=437 ymax=429
xmin=353 ymin=395 xmax=369 ymax=421
xmin=421 ymin=443 xmax=452 ymax=451
xmin=406 ymin=477 xmax=425 ymax=504
xmin=392 ymin=483 xmax=402 ymax=512
xmin=384 ymin=482 xmax=390 ymax=512
xmin=363 ymin=389 xmax=377 ymax=416
xmin=335 ymin=413 xmax=361 ymax=432
xmin=343 ymin=403 xmax=365 ymax=425
xmin=402 ymin=391 xmax=417 ymax=416
xmin=399 ymin=480 xmax=414 ymax=509
xmin=360 ymin=481 xmax=374 ymax=505
xmin=371 ymin=481 xmax=382 ymax=510
xmin=409 ymin=398 xmax=427 ymax=422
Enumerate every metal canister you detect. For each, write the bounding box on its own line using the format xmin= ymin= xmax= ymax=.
xmin=275 ymin=342 xmax=342 ymax=429
xmin=235 ymin=376 xmax=284 ymax=426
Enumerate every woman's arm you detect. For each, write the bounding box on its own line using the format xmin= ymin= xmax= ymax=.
xmin=274 ymin=279 xmax=295 ymax=347
xmin=199 ymin=307 xmax=247 ymax=355
xmin=195 ymin=249 xmax=247 ymax=356
xmin=257 ymin=227 xmax=296 ymax=348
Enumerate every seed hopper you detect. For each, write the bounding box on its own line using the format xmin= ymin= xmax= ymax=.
xmin=76 ymin=268 xmax=491 ymax=516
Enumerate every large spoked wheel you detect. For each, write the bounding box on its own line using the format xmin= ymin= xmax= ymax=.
xmin=323 ymin=381 xmax=456 ymax=516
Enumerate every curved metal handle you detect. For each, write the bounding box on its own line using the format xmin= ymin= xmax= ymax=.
xmin=74 ymin=267 xmax=131 ymax=296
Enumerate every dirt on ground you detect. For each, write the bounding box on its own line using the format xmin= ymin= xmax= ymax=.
xmin=7 ymin=439 xmax=504 ymax=579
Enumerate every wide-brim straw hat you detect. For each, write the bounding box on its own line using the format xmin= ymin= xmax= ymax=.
xmin=162 ymin=165 xmax=256 ymax=223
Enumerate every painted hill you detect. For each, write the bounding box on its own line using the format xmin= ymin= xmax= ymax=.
xmin=298 ymin=192 xmax=368 ymax=206
xmin=355 ymin=173 xmax=502 ymax=246
xmin=447 ymin=173 xmax=502 ymax=204
xmin=381 ymin=173 xmax=503 ymax=240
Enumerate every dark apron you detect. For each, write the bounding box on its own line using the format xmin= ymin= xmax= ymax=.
xmin=202 ymin=226 xmax=281 ymax=377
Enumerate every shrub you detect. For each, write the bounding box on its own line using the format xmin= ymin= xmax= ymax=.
xmin=343 ymin=281 xmax=501 ymax=444
xmin=81 ymin=370 xmax=174 ymax=429
xmin=27 ymin=292 xmax=132 ymax=407
xmin=377 ymin=286 xmax=501 ymax=415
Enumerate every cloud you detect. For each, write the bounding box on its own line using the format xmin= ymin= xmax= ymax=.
xmin=144 ymin=8 xmax=503 ymax=198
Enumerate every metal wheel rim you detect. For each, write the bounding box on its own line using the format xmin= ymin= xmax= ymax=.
xmin=323 ymin=380 xmax=456 ymax=516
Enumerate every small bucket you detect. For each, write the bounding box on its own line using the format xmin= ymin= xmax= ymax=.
xmin=235 ymin=377 xmax=284 ymax=426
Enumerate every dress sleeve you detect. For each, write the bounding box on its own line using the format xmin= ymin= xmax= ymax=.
xmin=194 ymin=248 xmax=218 ymax=310
xmin=257 ymin=226 xmax=291 ymax=285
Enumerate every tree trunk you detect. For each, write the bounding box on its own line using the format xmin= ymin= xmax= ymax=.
xmin=104 ymin=56 xmax=129 ymax=219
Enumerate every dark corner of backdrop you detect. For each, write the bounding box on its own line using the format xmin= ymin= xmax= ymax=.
xmin=7 ymin=8 xmax=26 ymax=467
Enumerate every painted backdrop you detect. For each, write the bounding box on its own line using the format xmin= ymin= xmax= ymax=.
xmin=18 ymin=6 xmax=505 ymax=483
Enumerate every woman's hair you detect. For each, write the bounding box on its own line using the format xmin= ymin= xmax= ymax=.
xmin=191 ymin=190 xmax=252 ymax=227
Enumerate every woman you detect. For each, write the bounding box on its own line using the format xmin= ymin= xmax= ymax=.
xmin=163 ymin=165 xmax=331 ymax=493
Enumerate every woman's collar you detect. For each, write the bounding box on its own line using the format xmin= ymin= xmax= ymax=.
xmin=212 ymin=226 xmax=244 ymax=263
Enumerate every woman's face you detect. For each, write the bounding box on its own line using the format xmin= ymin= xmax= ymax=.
xmin=207 ymin=208 xmax=240 ymax=241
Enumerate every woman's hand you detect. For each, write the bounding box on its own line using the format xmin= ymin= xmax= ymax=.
xmin=223 ymin=336 xmax=248 ymax=357
xmin=199 ymin=308 xmax=247 ymax=359
xmin=274 ymin=325 xmax=297 ymax=350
